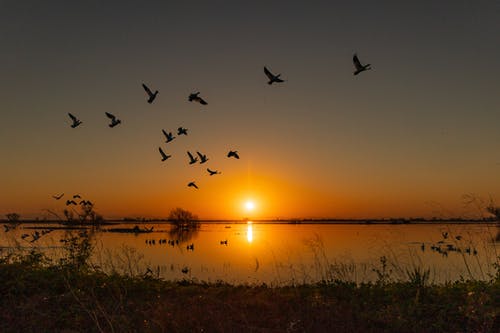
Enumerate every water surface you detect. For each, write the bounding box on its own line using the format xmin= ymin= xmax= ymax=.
xmin=2 ymin=222 xmax=498 ymax=285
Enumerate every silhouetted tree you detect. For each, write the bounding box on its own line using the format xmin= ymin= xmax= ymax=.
xmin=5 ymin=213 xmax=20 ymax=222
xmin=168 ymin=208 xmax=199 ymax=229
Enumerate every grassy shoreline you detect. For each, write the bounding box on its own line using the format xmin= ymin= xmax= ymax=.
xmin=1 ymin=260 xmax=499 ymax=333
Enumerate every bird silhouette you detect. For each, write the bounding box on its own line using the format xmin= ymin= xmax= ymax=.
xmin=264 ymin=66 xmax=285 ymax=85
xmin=142 ymin=83 xmax=158 ymax=103
xmin=207 ymin=168 xmax=220 ymax=176
xmin=353 ymin=53 xmax=371 ymax=75
xmin=30 ymin=231 xmax=41 ymax=243
xmin=73 ymin=194 xmax=81 ymax=199
xmin=177 ymin=127 xmax=188 ymax=136
xmin=3 ymin=224 xmax=15 ymax=232
xmin=227 ymin=150 xmax=240 ymax=159
xmin=197 ymin=151 xmax=209 ymax=164
xmin=66 ymin=200 xmax=77 ymax=205
xmin=52 ymin=193 xmax=64 ymax=200
xmin=188 ymin=92 xmax=208 ymax=105
xmin=188 ymin=181 xmax=198 ymax=189
xmin=68 ymin=113 xmax=82 ymax=128
xmin=159 ymin=147 xmax=171 ymax=161
xmin=187 ymin=151 xmax=198 ymax=164
xmin=105 ymin=112 xmax=121 ymax=127
xmin=162 ymin=129 xmax=175 ymax=143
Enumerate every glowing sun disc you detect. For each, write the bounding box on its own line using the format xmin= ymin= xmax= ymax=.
xmin=245 ymin=201 xmax=255 ymax=211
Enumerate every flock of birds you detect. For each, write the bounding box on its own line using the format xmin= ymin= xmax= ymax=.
xmin=66 ymin=54 xmax=371 ymax=190
xmin=52 ymin=193 xmax=93 ymax=207
xmin=420 ymin=231 xmax=478 ymax=257
xmin=144 ymin=237 xmax=228 ymax=248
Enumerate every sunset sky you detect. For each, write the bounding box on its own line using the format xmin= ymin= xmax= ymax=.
xmin=1 ymin=1 xmax=499 ymax=220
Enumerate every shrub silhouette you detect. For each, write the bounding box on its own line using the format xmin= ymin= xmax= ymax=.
xmin=168 ymin=208 xmax=199 ymax=229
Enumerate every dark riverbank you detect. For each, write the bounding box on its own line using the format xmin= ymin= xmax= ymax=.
xmin=0 ymin=262 xmax=499 ymax=333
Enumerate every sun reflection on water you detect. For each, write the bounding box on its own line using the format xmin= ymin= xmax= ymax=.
xmin=246 ymin=221 xmax=253 ymax=243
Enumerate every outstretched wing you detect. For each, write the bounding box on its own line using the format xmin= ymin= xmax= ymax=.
xmin=105 ymin=112 xmax=115 ymax=120
xmin=162 ymin=129 xmax=168 ymax=137
xmin=68 ymin=113 xmax=77 ymax=121
xmin=196 ymin=151 xmax=204 ymax=159
xmin=159 ymin=147 xmax=167 ymax=158
xmin=142 ymin=83 xmax=153 ymax=97
xmin=264 ymin=66 xmax=274 ymax=80
xmin=353 ymin=54 xmax=362 ymax=70
xmin=187 ymin=151 xmax=195 ymax=160
xmin=198 ymin=97 xmax=208 ymax=105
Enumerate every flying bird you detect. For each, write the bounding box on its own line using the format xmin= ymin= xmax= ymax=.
xmin=264 ymin=66 xmax=284 ymax=85
xmin=68 ymin=113 xmax=82 ymax=128
xmin=188 ymin=181 xmax=198 ymax=189
xmin=159 ymin=147 xmax=171 ymax=161
xmin=187 ymin=151 xmax=198 ymax=164
xmin=162 ymin=129 xmax=175 ymax=143
xmin=73 ymin=194 xmax=81 ymax=199
xmin=188 ymin=92 xmax=208 ymax=105
xmin=105 ymin=112 xmax=121 ymax=127
xmin=66 ymin=200 xmax=77 ymax=206
xmin=353 ymin=53 xmax=371 ymax=75
xmin=197 ymin=151 xmax=208 ymax=164
xmin=3 ymin=225 xmax=15 ymax=232
xmin=177 ymin=127 xmax=188 ymax=136
xmin=142 ymin=83 xmax=158 ymax=103
xmin=207 ymin=168 xmax=221 ymax=176
xmin=227 ymin=150 xmax=240 ymax=159
xmin=52 ymin=193 xmax=64 ymax=200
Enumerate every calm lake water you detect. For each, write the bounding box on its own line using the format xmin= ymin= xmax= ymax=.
xmin=2 ymin=222 xmax=499 ymax=285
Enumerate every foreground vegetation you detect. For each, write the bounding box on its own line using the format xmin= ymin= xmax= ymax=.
xmin=0 ymin=248 xmax=499 ymax=332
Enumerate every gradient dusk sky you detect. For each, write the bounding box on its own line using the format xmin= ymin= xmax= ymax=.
xmin=1 ymin=1 xmax=499 ymax=220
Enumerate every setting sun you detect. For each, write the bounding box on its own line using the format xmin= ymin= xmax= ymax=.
xmin=245 ymin=201 xmax=255 ymax=211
